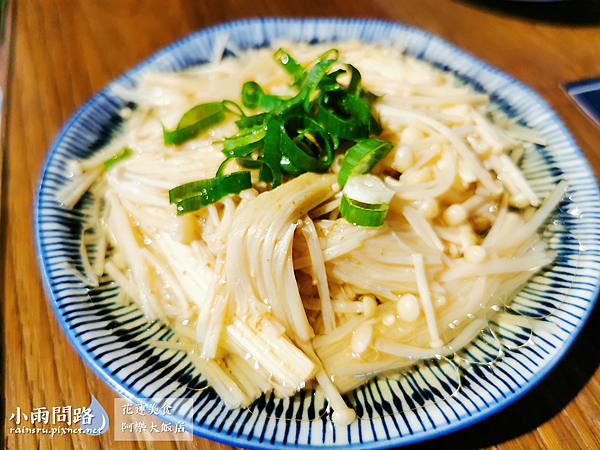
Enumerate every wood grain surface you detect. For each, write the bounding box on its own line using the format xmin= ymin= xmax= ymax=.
xmin=3 ymin=1 xmax=600 ymax=449
xmin=0 ymin=0 xmax=14 ymax=218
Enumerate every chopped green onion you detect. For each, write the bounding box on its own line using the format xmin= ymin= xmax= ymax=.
xmin=370 ymin=112 xmax=383 ymax=136
xmin=280 ymin=115 xmax=336 ymax=176
xmin=222 ymin=140 xmax=261 ymax=159
xmin=337 ymin=139 xmax=393 ymax=188
xmin=241 ymin=81 xmax=286 ymax=111
xmin=343 ymin=174 xmax=394 ymax=204
xmin=237 ymin=159 xmax=263 ymax=170
xmin=163 ymin=102 xmax=226 ymax=146
xmin=317 ymin=93 xmax=371 ymax=141
xmin=169 ymin=171 xmax=251 ymax=203
xmin=361 ymin=89 xmax=382 ymax=105
xmin=216 ymin=157 xmax=234 ymax=177
xmin=298 ymin=59 xmax=364 ymax=113
xmin=216 ymin=156 xmax=260 ymax=177
xmin=267 ymin=90 xmax=306 ymax=118
xmin=300 ymin=59 xmax=338 ymax=112
xmin=185 ymin=48 xmax=387 ymax=199
xmin=274 ymin=48 xmax=305 ymax=83
xmin=339 ymin=94 xmax=371 ymax=123
xmin=302 ymin=49 xmax=341 ymax=76
xmin=258 ymin=164 xmax=273 ymax=184
xmin=222 ymin=100 xmax=244 ymax=117
xmin=221 ymin=124 xmax=268 ymax=151
xmin=344 ymin=64 xmax=362 ymax=97
xmin=235 ymin=113 xmax=268 ymax=131
xmin=313 ymin=49 xmax=340 ymax=63
xmin=258 ymin=119 xmax=283 ymax=188
xmin=339 ymin=194 xmax=389 ymax=227
xmin=317 ymin=69 xmax=346 ymax=93
xmin=274 ymin=48 xmax=341 ymax=87
xmin=318 ymin=92 xmax=382 ymax=139
xmin=104 ymin=147 xmax=132 ymax=170
xmin=169 ymin=172 xmax=252 ymax=215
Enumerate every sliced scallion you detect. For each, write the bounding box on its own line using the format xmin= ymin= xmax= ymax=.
xmin=280 ymin=115 xmax=336 ymax=176
xmin=235 ymin=113 xmax=268 ymax=131
xmin=317 ymin=93 xmax=371 ymax=141
xmin=169 ymin=172 xmax=252 ymax=215
xmin=179 ymin=47 xmax=388 ymax=198
xmin=267 ymin=90 xmax=306 ymax=118
xmin=318 ymin=69 xmax=346 ymax=93
xmin=222 ymin=140 xmax=261 ymax=159
xmin=274 ymin=48 xmax=305 ymax=83
xmin=222 ymin=100 xmax=244 ymax=117
xmin=221 ymin=124 xmax=268 ymax=152
xmin=337 ymin=139 xmax=393 ymax=188
xmin=343 ymin=174 xmax=394 ymax=205
xmin=216 ymin=155 xmax=261 ymax=177
xmin=104 ymin=147 xmax=132 ymax=170
xmin=241 ymin=81 xmax=286 ymax=111
xmin=344 ymin=64 xmax=362 ymax=96
xmin=300 ymin=59 xmax=364 ymax=113
xmin=301 ymin=59 xmax=339 ymax=112
xmin=163 ymin=102 xmax=226 ymax=146
xmin=339 ymin=194 xmax=389 ymax=227
xmin=258 ymin=119 xmax=283 ymax=188
xmin=237 ymin=159 xmax=263 ymax=170
xmin=314 ymin=49 xmax=340 ymax=63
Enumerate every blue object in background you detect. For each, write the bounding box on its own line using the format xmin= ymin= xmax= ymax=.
xmin=565 ymin=78 xmax=600 ymax=127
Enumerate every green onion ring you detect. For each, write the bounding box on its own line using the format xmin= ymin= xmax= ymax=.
xmin=258 ymin=119 xmax=284 ymax=188
xmin=235 ymin=113 xmax=268 ymax=131
xmin=221 ymin=100 xmax=244 ymax=117
xmin=317 ymin=93 xmax=371 ymax=141
xmin=339 ymin=194 xmax=389 ymax=227
xmin=279 ymin=115 xmax=336 ymax=176
xmin=220 ymin=124 xmax=268 ymax=152
xmin=163 ymin=102 xmax=226 ymax=146
xmin=241 ymin=81 xmax=286 ymax=111
xmin=216 ymin=156 xmax=260 ymax=177
xmin=170 ymin=172 xmax=252 ymax=215
xmin=337 ymin=138 xmax=393 ymax=188
xmin=104 ymin=147 xmax=132 ymax=170
xmin=274 ymin=48 xmax=305 ymax=83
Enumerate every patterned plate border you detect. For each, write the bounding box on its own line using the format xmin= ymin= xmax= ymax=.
xmin=34 ymin=18 xmax=600 ymax=449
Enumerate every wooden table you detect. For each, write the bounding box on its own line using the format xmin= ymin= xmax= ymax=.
xmin=3 ymin=1 xmax=600 ymax=449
